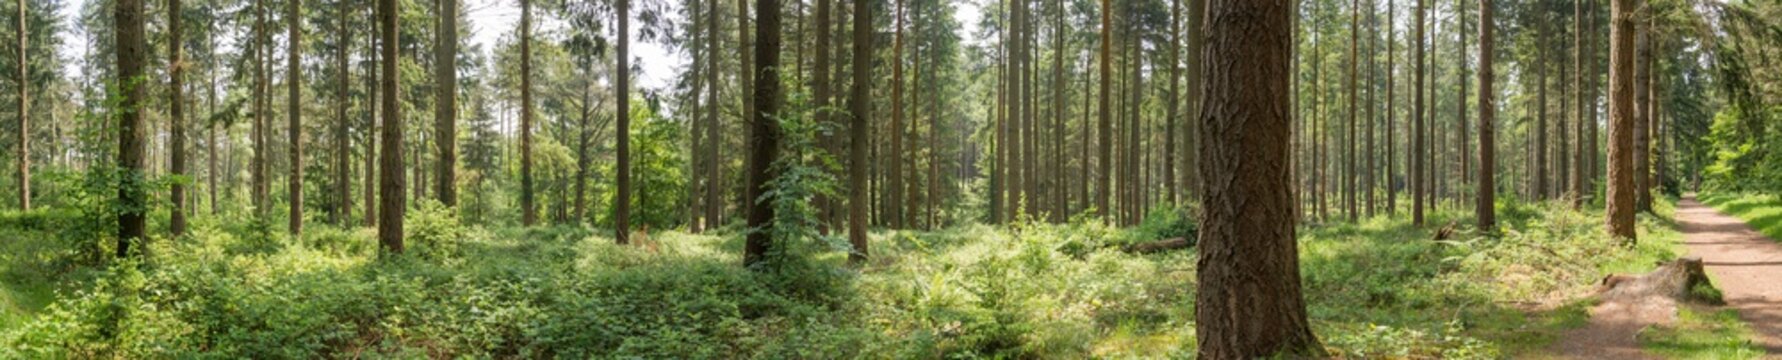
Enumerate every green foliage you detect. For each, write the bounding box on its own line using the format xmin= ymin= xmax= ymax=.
xmin=1702 ymin=192 xmax=1782 ymax=243
xmin=406 ymin=200 xmax=469 ymax=261
xmin=1639 ymin=307 xmax=1766 ymax=359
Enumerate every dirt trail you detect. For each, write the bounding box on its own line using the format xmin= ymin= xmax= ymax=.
xmin=1677 ymin=195 xmax=1782 ymax=354
xmin=1553 ymin=195 xmax=1782 ymax=358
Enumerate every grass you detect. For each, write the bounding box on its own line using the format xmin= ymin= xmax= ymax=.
xmin=1639 ymin=307 xmax=1767 ymax=359
xmin=0 ymin=198 xmax=1695 ymax=358
xmin=1700 ymin=192 xmax=1782 ymax=241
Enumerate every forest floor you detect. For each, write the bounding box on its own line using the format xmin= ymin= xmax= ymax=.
xmin=1554 ymin=194 xmax=1780 ymax=359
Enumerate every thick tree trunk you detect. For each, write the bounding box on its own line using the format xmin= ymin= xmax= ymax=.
xmin=1477 ymin=0 xmax=1494 ymax=230
xmin=434 ymin=0 xmax=457 ymax=206
xmin=377 ymin=0 xmax=404 ymax=253
xmin=1195 ymin=0 xmax=1322 ymax=356
xmin=116 ymin=0 xmax=148 ymax=254
xmin=744 ymin=0 xmax=783 ymax=267
xmin=1634 ymin=23 xmax=1652 ymax=212
xmin=846 ymin=0 xmax=871 ymax=264
xmin=1606 ymin=0 xmax=1639 ymax=240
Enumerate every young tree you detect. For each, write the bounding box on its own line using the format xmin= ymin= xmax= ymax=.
xmin=169 ymin=0 xmax=188 ymax=235
xmin=288 ymin=0 xmax=305 ymax=235
xmin=116 ymin=0 xmax=148 ymax=254
xmin=846 ymin=0 xmax=871 ymax=264
xmin=1476 ymin=0 xmax=1494 ymax=230
xmin=743 ymin=0 xmax=784 ymax=267
xmin=1195 ymin=0 xmax=1322 ymax=356
xmin=435 ymin=0 xmax=458 ymax=206
xmin=520 ymin=0 xmax=536 ymax=226
xmin=1605 ymin=0 xmax=1637 ymax=240
xmin=377 ymin=0 xmax=405 ymax=252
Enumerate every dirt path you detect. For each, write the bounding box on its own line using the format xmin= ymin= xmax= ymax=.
xmin=1553 ymin=195 xmax=1782 ymax=358
xmin=1677 ymin=195 xmax=1782 ymax=354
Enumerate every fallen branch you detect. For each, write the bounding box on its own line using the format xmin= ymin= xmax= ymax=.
xmin=1122 ymin=238 xmax=1192 ymax=254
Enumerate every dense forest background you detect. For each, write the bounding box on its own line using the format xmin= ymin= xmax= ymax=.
xmin=1 ymin=0 xmax=1781 ymax=357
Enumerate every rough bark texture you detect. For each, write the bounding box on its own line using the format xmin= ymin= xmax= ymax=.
xmin=1634 ymin=22 xmax=1652 ymax=213
xmin=846 ymin=0 xmax=871 ymax=264
xmin=434 ymin=0 xmax=457 ymax=206
xmin=616 ymin=0 xmax=632 ymax=244
xmin=1412 ymin=0 xmax=1425 ymax=226
xmin=1606 ymin=0 xmax=1638 ymax=240
xmin=116 ymin=0 xmax=147 ymax=254
xmin=377 ymin=0 xmax=404 ymax=253
xmin=706 ymin=0 xmax=725 ymax=230
xmin=169 ymin=0 xmax=187 ymax=235
xmin=288 ymin=0 xmax=304 ymax=235
xmin=744 ymin=0 xmax=783 ymax=267
xmin=1194 ymin=0 xmax=1322 ymax=357
xmin=1476 ymin=0 xmax=1494 ymax=230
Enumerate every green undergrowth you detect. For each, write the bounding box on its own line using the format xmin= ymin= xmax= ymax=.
xmin=1639 ymin=307 xmax=1766 ymax=359
xmin=1700 ymin=192 xmax=1782 ymax=242
xmin=0 ymin=199 xmax=1682 ymax=358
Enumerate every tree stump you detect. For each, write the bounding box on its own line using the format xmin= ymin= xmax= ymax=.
xmin=1598 ymin=256 xmax=1720 ymax=305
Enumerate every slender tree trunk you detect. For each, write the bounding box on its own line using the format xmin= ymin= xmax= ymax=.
xmin=117 ymin=0 xmax=148 ymax=254
xmin=1572 ymin=0 xmax=1587 ymax=208
xmin=288 ymin=0 xmax=304 ymax=235
xmin=1536 ymin=13 xmax=1550 ymax=201
xmin=169 ymin=0 xmax=187 ymax=235
xmin=613 ymin=0 xmax=630 ymax=243
xmin=847 ymin=0 xmax=872 ymax=263
xmin=1347 ymin=0 xmax=1359 ymax=221
xmin=1477 ymin=0 xmax=1494 ymax=230
xmin=1605 ymin=0 xmax=1638 ymax=240
xmin=364 ymin=20 xmax=378 ymax=227
xmin=1195 ymin=0 xmax=1322 ymax=356
xmin=1634 ymin=22 xmax=1651 ymax=212
xmin=1365 ymin=0 xmax=1377 ymax=217
xmin=1456 ymin=0 xmax=1469 ymax=199
xmin=889 ymin=0 xmax=904 ymax=228
xmin=1411 ymin=0 xmax=1425 ymax=225
xmin=519 ymin=0 xmax=536 ymax=226
xmin=208 ymin=29 xmax=220 ymax=216
xmin=744 ymin=0 xmax=784 ymax=267
xmin=254 ymin=0 xmax=268 ymax=218
xmin=1385 ymin=0 xmax=1395 ymax=214
xmin=335 ymin=0 xmax=352 ymax=225
xmin=1096 ymin=0 xmax=1112 ymax=222
xmin=435 ymin=0 xmax=457 ymax=206
xmin=16 ymin=0 xmax=28 ymax=211
xmin=377 ymin=0 xmax=404 ymax=253
xmin=1185 ymin=0 xmax=1203 ymax=205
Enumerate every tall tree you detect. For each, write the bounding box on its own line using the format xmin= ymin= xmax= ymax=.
xmin=288 ymin=0 xmax=305 ymax=235
xmin=520 ymin=0 xmax=536 ymax=226
xmin=1096 ymin=0 xmax=1111 ymax=221
xmin=117 ymin=0 xmax=149 ymax=254
xmin=169 ymin=0 xmax=188 ymax=235
xmin=1535 ymin=12 xmax=1549 ymax=200
xmin=1411 ymin=0 xmax=1425 ymax=225
xmin=743 ymin=0 xmax=783 ymax=267
xmin=1165 ymin=0 xmax=1180 ymax=207
xmin=1605 ymin=0 xmax=1637 ymax=240
xmin=1385 ymin=0 xmax=1395 ymax=214
xmin=1194 ymin=0 xmax=1322 ymax=356
xmin=846 ymin=0 xmax=871 ymax=264
xmin=616 ymin=0 xmax=632 ymax=244
xmin=1347 ymin=0 xmax=1359 ymax=221
xmin=335 ymin=0 xmax=352 ymax=225
xmin=1572 ymin=0 xmax=1588 ymax=208
xmin=707 ymin=0 xmax=726 ymax=230
xmin=889 ymin=0 xmax=904 ymax=228
xmin=1476 ymin=0 xmax=1494 ymax=230
xmin=1633 ymin=19 xmax=1651 ymax=212
xmin=254 ymin=0 xmax=268 ymax=218
xmin=15 ymin=0 xmax=28 ymax=211
xmin=377 ymin=0 xmax=404 ymax=252
xmin=435 ymin=0 xmax=458 ymax=206
xmin=1184 ymin=0 xmax=1203 ymax=204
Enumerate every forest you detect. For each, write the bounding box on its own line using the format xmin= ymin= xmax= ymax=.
xmin=3 ymin=0 xmax=1782 ymax=357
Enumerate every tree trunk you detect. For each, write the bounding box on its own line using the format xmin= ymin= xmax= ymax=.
xmin=1195 ymin=0 xmax=1322 ymax=356
xmin=706 ymin=0 xmax=724 ymax=231
xmin=1347 ymin=0 xmax=1359 ymax=222
xmin=614 ymin=0 xmax=632 ymax=244
xmin=889 ymin=0 xmax=904 ymax=228
xmin=16 ymin=0 xmax=28 ymax=211
xmin=519 ymin=0 xmax=536 ymax=226
xmin=744 ymin=0 xmax=784 ymax=267
xmin=1476 ymin=0 xmax=1494 ymax=230
xmin=336 ymin=0 xmax=352 ymax=225
xmin=434 ymin=0 xmax=457 ymax=206
xmin=1634 ymin=22 xmax=1652 ymax=212
xmin=1606 ymin=0 xmax=1639 ymax=241
xmin=116 ymin=0 xmax=148 ymax=254
xmin=1185 ymin=0 xmax=1204 ymax=206
xmin=377 ymin=0 xmax=404 ymax=253
xmin=169 ymin=0 xmax=187 ymax=235
xmin=1096 ymin=0 xmax=1112 ymax=223
xmin=1385 ymin=0 xmax=1395 ymax=214
xmin=846 ymin=0 xmax=872 ymax=263
xmin=209 ymin=29 xmax=220 ymax=216
xmin=254 ymin=0 xmax=268 ymax=219
xmin=1572 ymin=0 xmax=1588 ymax=209
xmin=288 ymin=0 xmax=304 ymax=235
xmin=1411 ymin=0 xmax=1425 ymax=226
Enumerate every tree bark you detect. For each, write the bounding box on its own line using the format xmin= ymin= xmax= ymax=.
xmin=889 ymin=0 xmax=904 ymax=228
xmin=254 ymin=0 xmax=268 ymax=218
xmin=1096 ymin=0 xmax=1112 ymax=222
xmin=288 ymin=0 xmax=304 ymax=235
xmin=117 ymin=0 xmax=148 ymax=254
xmin=846 ymin=0 xmax=872 ymax=264
xmin=1476 ymin=0 xmax=1494 ymax=230
xmin=377 ymin=0 xmax=404 ymax=253
xmin=519 ymin=0 xmax=536 ymax=226
xmin=1195 ymin=0 xmax=1322 ymax=356
xmin=16 ymin=0 xmax=28 ymax=211
xmin=434 ymin=0 xmax=457 ymax=206
xmin=1606 ymin=0 xmax=1639 ymax=240
xmin=1412 ymin=0 xmax=1425 ymax=225
xmin=1634 ymin=21 xmax=1652 ymax=212
xmin=616 ymin=0 xmax=632 ymax=243
xmin=744 ymin=0 xmax=784 ymax=267
xmin=1347 ymin=0 xmax=1359 ymax=221
xmin=336 ymin=0 xmax=352 ymax=225
xmin=169 ymin=0 xmax=187 ymax=235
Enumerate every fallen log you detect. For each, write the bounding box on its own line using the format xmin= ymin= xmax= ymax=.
xmin=1431 ymin=221 xmax=1460 ymax=241
xmin=1597 ymin=256 xmax=1722 ymax=305
xmin=1122 ymin=238 xmax=1192 ymax=254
